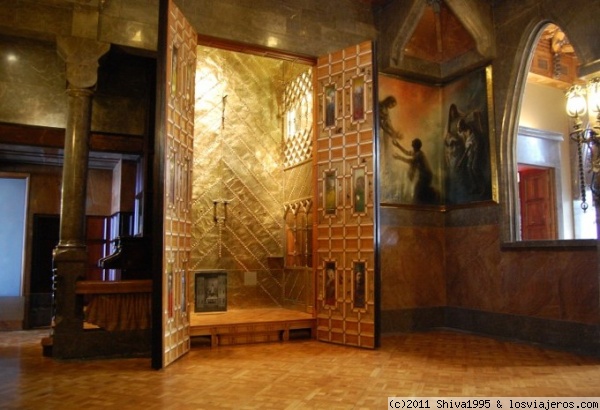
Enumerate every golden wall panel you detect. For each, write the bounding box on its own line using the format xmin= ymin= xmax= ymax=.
xmin=283 ymin=164 xmax=312 ymax=204
xmin=191 ymin=46 xmax=312 ymax=311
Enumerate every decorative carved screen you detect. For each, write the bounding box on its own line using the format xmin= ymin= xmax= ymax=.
xmin=284 ymin=69 xmax=314 ymax=269
xmin=282 ymin=69 xmax=314 ymax=311
xmin=162 ymin=0 xmax=196 ymax=367
xmin=315 ymin=41 xmax=378 ymax=348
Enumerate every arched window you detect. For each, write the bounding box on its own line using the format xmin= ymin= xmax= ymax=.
xmin=509 ymin=23 xmax=597 ymax=242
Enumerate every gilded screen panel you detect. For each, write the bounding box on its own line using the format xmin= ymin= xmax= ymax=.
xmin=191 ymin=47 xmax=312 ymax=311
xmin=315 ymin=41 xmax=376 ymax=349
xmin=163 ymin=0 xmax=196 ymax=367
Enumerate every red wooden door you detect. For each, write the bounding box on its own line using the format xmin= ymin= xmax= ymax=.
xmin=519 ymin=167 xmax=557 ymax=240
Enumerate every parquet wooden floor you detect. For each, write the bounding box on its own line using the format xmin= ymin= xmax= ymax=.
xmin=1 ymin=329 xmax=599 ymax=409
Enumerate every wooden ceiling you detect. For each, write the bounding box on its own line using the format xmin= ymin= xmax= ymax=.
xmin=403 ymin=1 xmax=475 ymax=64
xmin=367 ymin=1 xmax=579 ymax=88
xmin=528 ymin=24 xmax=580 ymax=90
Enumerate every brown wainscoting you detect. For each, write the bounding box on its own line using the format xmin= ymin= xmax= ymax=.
xmin=382 ymin=306 xmax=600 ymax=357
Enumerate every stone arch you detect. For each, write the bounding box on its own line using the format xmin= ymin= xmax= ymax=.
xmin=498 ymin=19 xmax=552 ymax=242
xmin=497 ymin=0 xmax=600 ymax=242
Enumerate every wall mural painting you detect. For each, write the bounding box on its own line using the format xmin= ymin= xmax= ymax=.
xmin=378 ymin=75 xmax=442 ymax=205
xmin=324 ymin=261 xmax=336 ymax=307
xmin=353 ymin=261 xmax=366 ymax=310
xmin=378 ymin=68 xmax=492 ymax=205
xmin=442 ymin=69 xmax=492 ymax=205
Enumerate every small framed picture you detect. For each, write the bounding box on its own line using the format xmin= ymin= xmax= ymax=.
xmin=166 ymin=146 xmax=176 ymax=209
xmin=171 ymin=46 xmax=178 ymax=96
xmin=324 ymin=261 xmax=336 ymax=307
xmin=324 ymin=170 xmax=337 ymax=215
xmin=352 ymin=166 xmax=367 ymax=214
xmin=353 ymin=261 xmax=366 ymax=309
xmin=352 ymin=76 xmax=365 ymax=121
xmin=324 ymin=84 xmax=336 ymax=127
xmin=194 ymin=271 xmax=227 ymax=313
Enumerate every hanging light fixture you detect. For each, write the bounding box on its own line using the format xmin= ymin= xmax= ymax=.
xmin=565 ymin=77 xmax=600 ymax=212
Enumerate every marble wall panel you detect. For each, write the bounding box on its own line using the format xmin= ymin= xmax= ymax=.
xmin=175 ymin=0 xmax=377 ymax=58
xmin=445 ymin=224 xmax=504 ymax=312
xmin=446 ymin=223 xmax=599 ymax=325
xmin=498 ymin=246 xmax=598 ymax=324
xmin=380 ymin=208 xmax=446 ymax=311
xmin=0 ymin=35 xmax=152 ymax=135
xmin=0 ymin=36 xmax=66 ymax=128
xmin=98 ymin=16 xmax=157 ymax=52
xmin=97 ymin=0 xmax=158 ymax=51
xmin=0 ymin=2 xmax=71 ymax=40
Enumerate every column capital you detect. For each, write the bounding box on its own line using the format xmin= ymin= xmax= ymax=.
xmin=57 ymin=36 xmax=110 ymax=89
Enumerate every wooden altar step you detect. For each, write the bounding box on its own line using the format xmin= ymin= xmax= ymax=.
xmin=189 ymin=308 xmax=315 ymax=348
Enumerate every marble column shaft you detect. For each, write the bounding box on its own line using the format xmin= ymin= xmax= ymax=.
xmin=58 ymin=87 xmax=93 ymax=247
xmin=52 ymin=36 xmax=109 ymax=347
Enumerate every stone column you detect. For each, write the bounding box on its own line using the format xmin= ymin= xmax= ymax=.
xmin=51 ymin=37 xmax=109 ymax=356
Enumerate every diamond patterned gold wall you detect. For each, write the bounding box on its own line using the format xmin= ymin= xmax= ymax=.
xmin=191 ymin=47 xmax=311 ymax=310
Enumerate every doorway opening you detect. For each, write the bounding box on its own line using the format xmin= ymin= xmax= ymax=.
xmin=189 ymin=44 xmax=316 ymax=345
xmin=518 ymin=164 xmax=558 ymax=240
xmin=0 ymin=174 xmax=28 ymax=330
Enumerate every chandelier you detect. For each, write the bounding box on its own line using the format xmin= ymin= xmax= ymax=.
xmin=565 ymin=77 xmax=600 ymax=211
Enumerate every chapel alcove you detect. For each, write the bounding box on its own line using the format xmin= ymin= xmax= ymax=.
xmin=188 ymin=44 xmax=316 ymax=346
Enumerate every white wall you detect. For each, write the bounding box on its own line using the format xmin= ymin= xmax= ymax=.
xmin=0 ymin=176 xmax=27 ymax=329
xmin=0 ymin=177 xmax=27 ymax=295
xmin=519 ymin=80 xmax=577 ymax=238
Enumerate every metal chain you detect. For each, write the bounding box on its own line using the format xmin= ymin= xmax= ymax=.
xmin=577 ymin=139 xmax=588 ymax=211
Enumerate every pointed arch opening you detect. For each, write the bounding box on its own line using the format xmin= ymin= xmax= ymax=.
xmin=505 ymin=22 xmax=597 ymax=242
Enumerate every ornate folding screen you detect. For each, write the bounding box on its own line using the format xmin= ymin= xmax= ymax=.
xmin=315 ymin=41 xmax=377 ymax=348
xmin=283 ymin=68 xmax=314 ymax=310
xmin=162 ymin=0 xmax=196 ymax=366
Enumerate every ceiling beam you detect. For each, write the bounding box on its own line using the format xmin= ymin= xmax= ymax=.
xmin=0 ymin=122 xmax=144 ymax=154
